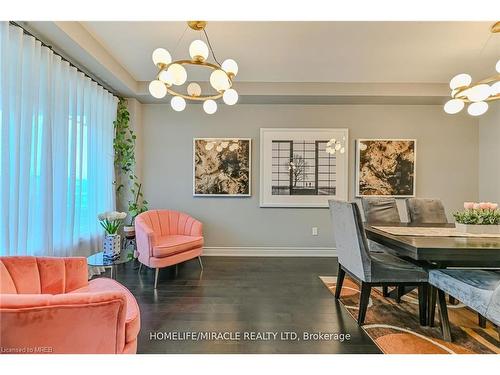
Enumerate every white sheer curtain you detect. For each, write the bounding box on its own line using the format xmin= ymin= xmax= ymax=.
xmin=0 ymin=22 xmax=117 ymax=257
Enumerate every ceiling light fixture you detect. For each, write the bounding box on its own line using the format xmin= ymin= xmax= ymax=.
xmin=326 ymin=137 xmax=346 ymax=155
xmin=443 ymin=22 xmax=500 ymax=117
xmin=149 ymin=21 xmax=239 ymax=114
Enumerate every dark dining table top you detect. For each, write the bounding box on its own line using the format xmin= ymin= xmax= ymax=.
xmin=364 ymin=223 xmax=500 ymax=267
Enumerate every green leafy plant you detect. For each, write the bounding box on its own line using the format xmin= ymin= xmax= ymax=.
xmin=454 ymin=202 xmax=500 ymax=225
xmin=128 ymin=183 xmax=148 ymax=224
xmin=113 ymin=98 xmax=148 ymax=224
xmin=98 ymin=211 xmax=127 ymax=234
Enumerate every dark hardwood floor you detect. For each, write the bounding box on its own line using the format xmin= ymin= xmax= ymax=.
xmin=108 ymin=256 xmax=381 ymax=354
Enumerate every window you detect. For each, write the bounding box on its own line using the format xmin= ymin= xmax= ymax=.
xmin=0 ymin=22 xmax=117 ymax=257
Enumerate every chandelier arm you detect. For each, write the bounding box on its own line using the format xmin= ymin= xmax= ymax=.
xmin=166 ymin=87 xmax=223 ymax=101
xmin=474 ymin=73 xmax=500 ymax=86
xmin=452 ymin=73 xmax=500 ymax=103
xmin=158 ymin=59 xmax=233 ymax=84
xmin=155 ymin=59 xmax=233 ymax=100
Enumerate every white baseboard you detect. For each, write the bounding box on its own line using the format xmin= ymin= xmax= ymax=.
xmin=203 ymin=246 xmax=337 ymax=257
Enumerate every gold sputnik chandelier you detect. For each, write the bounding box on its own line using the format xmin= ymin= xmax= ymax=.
xmin=444 ymin=22 xmax=500 ymax=117
xmin=148 ymin=21 xmax=239 ymax=114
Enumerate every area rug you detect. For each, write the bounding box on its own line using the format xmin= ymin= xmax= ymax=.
xmin=320 ymin=276 xmax=500 ymax=354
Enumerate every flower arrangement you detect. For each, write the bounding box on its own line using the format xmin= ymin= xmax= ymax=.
xmin=98 ymin=211 xmax=127 ymax=234
xmin=453 ymin=202 xmax=500 ymax=225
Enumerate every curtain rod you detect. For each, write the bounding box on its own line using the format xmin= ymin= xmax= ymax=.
xmin=9 ymin=21 xmax=119 ymax=98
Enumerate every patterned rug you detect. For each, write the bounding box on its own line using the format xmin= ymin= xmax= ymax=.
xmin=320 ymin=276 xmax=500 ymax=354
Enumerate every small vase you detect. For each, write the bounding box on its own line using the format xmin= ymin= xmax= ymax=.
xmin=123 ymin=225 xmax=136 ymax=239
xmin=103 ymin=234 xmax=121 ymax=260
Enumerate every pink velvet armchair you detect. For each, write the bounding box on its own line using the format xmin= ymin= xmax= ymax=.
xmin=135 ymin=210 xmax=204 ymax=288
xmin=0 ymin=256 xmax=140 ymax=354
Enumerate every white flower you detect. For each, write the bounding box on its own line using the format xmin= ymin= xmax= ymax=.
xmin=98 ymin=211 xmax=126 ymax=221
xmin=97 ymin=212 xmax=108 ymax=221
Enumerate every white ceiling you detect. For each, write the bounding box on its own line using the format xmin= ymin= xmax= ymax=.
xmin=82 ymin=21 xmax=500 ymax=84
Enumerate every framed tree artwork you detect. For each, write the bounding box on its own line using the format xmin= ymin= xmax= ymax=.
xmin=355 ymin=139 xmax=416 ymax=197
xmin=193 ymin=138 xmax=251 ymax=196
xmin=259 ymin=128 xmax=349 ymax=207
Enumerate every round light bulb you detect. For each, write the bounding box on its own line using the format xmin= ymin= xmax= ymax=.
xmin=170 ymin=96 xmax=186 ymax=112
xmin=210 ymin=69 xmax=231 ymax=91
xmin=222 ymin=89 xmax=238 ymax=105
xmin=449 ymin=73 xmax=472 ymax=90
xmin=152 ymin=48 xmax=171 ymax=66
xmin=189 ymin=40 xmax=209 ymax=62
xmin=467 ymin=101 xmax=488 ymax=116
xmin=496 ymin=59 xmax=500 ymax=74
xmin=149 ymin=80 xmax=167 ymax=99
xmin=187 ymin=82 xmax=202 ymax=97
xmin=203 ymin=100 xmax=217 ymax=114
xmin=490 ymin=81 xmax=500 ymax=96
xmin=158 ymin=70 xmax=174 ymax=86
xmin=221 ymin=59 xmax=238 ymax=77
xmin=443 ymin=99 xmax=465 ymax=114
xmin=465 ymin=84 xmax=491 ymax=102
xmin=167 ymin=63 xmax=187 ymax=86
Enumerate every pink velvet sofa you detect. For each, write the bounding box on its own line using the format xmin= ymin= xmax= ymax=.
xmin=135 ymin=210 xmax=204 ymax=288
xmin=0 ymin=256 xmax=140 ymax=354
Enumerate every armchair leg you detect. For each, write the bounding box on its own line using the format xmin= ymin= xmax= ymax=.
xmin=198 ymin=256 xmax=204 ymax=270
xmin=357 ymin=282 xmax=372 ymax=326
xmin=335 ymin=265 xmax=346 ymax=299
xmin=437 ymin=289 xmax=452 ymax=342
xmin=154 ymin=268 xmax=159 ymax=289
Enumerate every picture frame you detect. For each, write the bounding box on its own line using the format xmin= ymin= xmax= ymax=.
xmin=259 ymin=128 xmax=349 ymax=207
xmin=355 ymin=138 xmax=417 ymax=197
xmin=193 ymin=138 xmax=252 ymax=197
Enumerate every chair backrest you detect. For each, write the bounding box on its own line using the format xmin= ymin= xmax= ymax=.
xmin=328 ymin=200 xmax=372 ymax=282
xmin=0 ymin=257 xmax=88 ymax=294
xmin=406 ymin=198 xmax=448 ymax=224
xmin=136 ymin=210 xmax=201 ymax=237
xmin=361 ymin=197 xmax=400 ymax=223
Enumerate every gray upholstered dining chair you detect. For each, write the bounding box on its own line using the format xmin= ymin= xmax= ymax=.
xmin=361 ymin=197 xmax=402 ymax=297
xmin=406 ymin=198 xmax=448 ymax=224
xmin=329 ymin=200 xmax=429 ymax=325
xmin=428 ymin=269 xmax=500 ymax=341
xmin=361 ymin=197 xmax=400 ymax=223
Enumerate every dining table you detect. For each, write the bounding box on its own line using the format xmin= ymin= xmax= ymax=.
xmin=365 ymin=222 xmax=500 ymax=268
xmin=364 ymin=222 xmax=500 ymax=325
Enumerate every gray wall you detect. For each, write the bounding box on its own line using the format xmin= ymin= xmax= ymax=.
xmin=479 ymin=104 xmax=500 ymax=203
xmin=141 ymin=104 xmax=478 ymax=248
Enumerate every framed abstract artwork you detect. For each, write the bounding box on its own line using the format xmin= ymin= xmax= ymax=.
xmin=355 ymin=139 xmax=417 ymax=197
xmin=193 ymin=138 xmax=251 ymax=196
xmin=259 ymin=128 xmax=349 ymax=207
